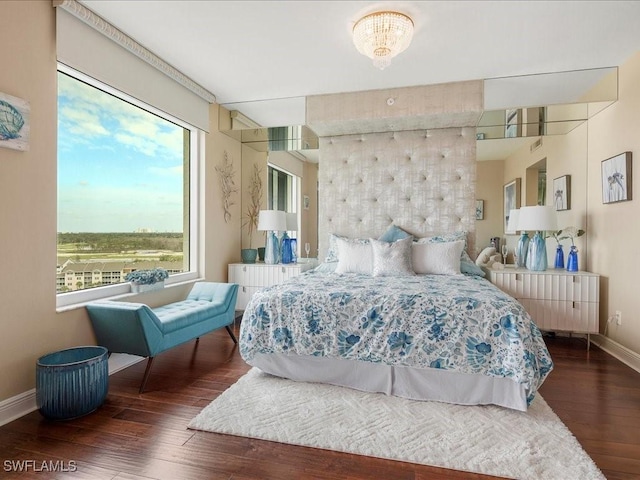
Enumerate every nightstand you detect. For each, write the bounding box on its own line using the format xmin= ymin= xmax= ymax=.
xmin=228 ymin=261 xmax=317 ymax=310
xmin=490 ymin=267 xmax=600 ymax=348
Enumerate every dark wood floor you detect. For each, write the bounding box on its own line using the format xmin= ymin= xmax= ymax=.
xmin=2 ymin=330 xmax=640 ymax=479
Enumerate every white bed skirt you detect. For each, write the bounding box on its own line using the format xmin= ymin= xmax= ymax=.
xmin=249 ymin=353 xmax=528 ymax=411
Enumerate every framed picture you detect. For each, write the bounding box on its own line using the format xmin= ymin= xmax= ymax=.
xmin=505 ymin=109 xmax=521 ymax=138
xmin=504 ymin=178 xmax=521 ymax=234
xmin=553 ymin=175 xmax=571 ymax=211
xmin=602 ymin=152 xmax=632 ymax=204
xmin=475 ymin=200 xmax=484 ymax=220
xmin=0 ymin=91 xmax=30 ymax=151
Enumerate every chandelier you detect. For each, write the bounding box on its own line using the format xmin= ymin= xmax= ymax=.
xmin=352 ymin=11 xmax=414 ymax=70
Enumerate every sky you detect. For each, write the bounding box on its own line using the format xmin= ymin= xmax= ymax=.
xmin=57 ymin=72 xmax=186 ymax=233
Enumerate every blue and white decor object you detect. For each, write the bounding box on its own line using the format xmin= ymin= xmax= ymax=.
xmin=567 ymin=246 xmax=579 ymax=272
xmin=554 ymin=245 xmax=565 ymax=269
xmin=258 ymin=210 xmax=286 ymax=264
xmin=518 ymin=206 xmax=558 ymax=271
xmin=516 ymin=233 xmax=529 ymax=267
xmin=507 ymin=209 xmax=528 ymax=267
xmin=280 ymin=212 xmax=299 ymax=264
xmin=0 ymin=92 xmax=30 ymax=151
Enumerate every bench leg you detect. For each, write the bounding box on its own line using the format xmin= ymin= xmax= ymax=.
xmin=225 ymin=325 xmax=238 ymax=344
xmin=139 ymin=357 xmax=155 ymax=394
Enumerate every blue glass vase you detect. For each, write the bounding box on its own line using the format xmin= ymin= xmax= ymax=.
xmin=265 ymin=231 xmax=280 ymax=264
xmin=515 ymin=232 xmax=529 ymax=268
xmin=281 ymin=238 xmax=293 ymax=264
xmin=290 ymin=238 xmax=297 ymax=263
xmin=525 ymin=231 xmax=547 ymax=271
xmin=554 ymin=245 xmax=565 ymax=269
xmin=567 ymin=246 xmax=579 ymax=272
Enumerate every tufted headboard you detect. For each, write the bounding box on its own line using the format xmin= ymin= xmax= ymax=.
xmin=317 ymin=127 xmax=477 ymax=261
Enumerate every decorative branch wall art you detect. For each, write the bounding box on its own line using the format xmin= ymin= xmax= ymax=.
xmin=215 ymin=150 xmax=238 ymax=223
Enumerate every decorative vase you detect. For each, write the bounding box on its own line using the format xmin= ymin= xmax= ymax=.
xmin=554 ymin=245 xmax=565 ymax=269
xmin=567 ymin=245 xmax=579 ymax=272
xmin=257 ymin=247 xmax=265 ymax=262
xmin=241 ymin=248 xmax=258 ymax=264
xmin=525 ymin=231 xmax=547 ymax=271
xmin=290 ymin=238 xmax=297 ymax=263
xmin=131 ymin=280 xmax=165 ymax=293
xmin=281 ymin=238 xmax=293 ymax=264
xmin=265 ymin=231 xmax=280 ymax=264
xmin=516 ymin=232 xmax=529 ymax=268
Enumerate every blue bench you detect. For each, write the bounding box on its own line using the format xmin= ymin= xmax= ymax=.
xmin=86 ymin=282 xmax=239 ymax=393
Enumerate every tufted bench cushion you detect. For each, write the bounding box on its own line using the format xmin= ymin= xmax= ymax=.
xmin=153 ymin=300 xmax=228 ymax=334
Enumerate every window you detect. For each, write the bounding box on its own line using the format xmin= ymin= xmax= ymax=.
xmin=56 ymin=65 xmax=200 ymax=308
xmin=268 ymin=165 xmax=297 ymax=212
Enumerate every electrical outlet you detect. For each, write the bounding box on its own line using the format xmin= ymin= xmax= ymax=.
xmin=615 ymin=310 xmax=622 ymax=325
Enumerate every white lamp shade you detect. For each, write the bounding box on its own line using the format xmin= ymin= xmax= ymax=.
xmin=506 ymin=209 xmax=520 ymax=233
xmin=517 ymin=206 xmax=558 ymax=231
xmin=285 ymin=212 xmax=298 ymax=231
xmin=257 ymin=210 xmax=286 ymax=231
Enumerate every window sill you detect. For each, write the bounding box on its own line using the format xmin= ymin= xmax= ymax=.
xmin=56 ymin=277 xmax=205 ymax=313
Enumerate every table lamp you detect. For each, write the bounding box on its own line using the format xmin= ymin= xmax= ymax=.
xmin=258 ymin=210 xmax=286 ymax=264
xmin=517 ymin=206 xmax=558 ymax=271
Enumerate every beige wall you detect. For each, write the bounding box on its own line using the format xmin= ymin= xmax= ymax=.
xmin=206 ymin=104 xmax=243 ymax=275
xmin=475 ymin=160 xmax=504 ymax=254
xmin=499 ymin=51 xmax=640 ymax=355
xmin=587 ymin=51 xmax=640 ymax=352
xmin=0 ymin=0 xmax=97 ymax=401
xmin=0 ymin=2 xmax=242 ymax=403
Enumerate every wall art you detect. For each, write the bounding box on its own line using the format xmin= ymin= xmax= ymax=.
xmin=602 ymin=152 xmax=632 ymax=204
xmin=0 ymin=91 xmax=30 ymax=151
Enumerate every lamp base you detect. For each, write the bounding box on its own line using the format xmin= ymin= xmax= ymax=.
xmin=264 ymin=232 xmax=280 ymax=264
xmin=516 ymin=232 xmax=529 ymax=268
xmin=525 ymin=232 xmax=547 ymax=271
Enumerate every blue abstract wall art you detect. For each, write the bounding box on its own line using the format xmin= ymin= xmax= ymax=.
xmin=0 ymin=92 xmax=30 ymax=151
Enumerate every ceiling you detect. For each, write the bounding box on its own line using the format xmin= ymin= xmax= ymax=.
xmin=80 ymin=1 xmax=640 ymax=157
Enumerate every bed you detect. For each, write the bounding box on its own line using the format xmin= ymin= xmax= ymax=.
xmin=239 ymin=237 xmax=554 ymax=411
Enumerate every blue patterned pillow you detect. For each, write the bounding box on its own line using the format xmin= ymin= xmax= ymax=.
xmin=378 ymin=225 xmax=412 ymax=243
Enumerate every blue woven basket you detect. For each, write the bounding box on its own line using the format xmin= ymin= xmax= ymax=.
xmin=36 ymin=346 xmax=109 ymax=420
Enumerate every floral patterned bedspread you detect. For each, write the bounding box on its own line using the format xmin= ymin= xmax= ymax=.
xmin=240 ymin=270 xmax=554 ymax=404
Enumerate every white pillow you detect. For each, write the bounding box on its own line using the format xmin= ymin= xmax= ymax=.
xmin=335 ymin=237 xmax=372 ymax=274
xmin=412 ymin=240 xmax=465 ymax=275
xmin=370 ymin=236 xmax=415 ymax=277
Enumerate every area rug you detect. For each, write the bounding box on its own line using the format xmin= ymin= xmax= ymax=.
xmin=188 ymin=368 xmax=604 ymax=480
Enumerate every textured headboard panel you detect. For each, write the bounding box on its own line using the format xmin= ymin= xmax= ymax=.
xmin=318 ymin=127 xmax=476 ymax=260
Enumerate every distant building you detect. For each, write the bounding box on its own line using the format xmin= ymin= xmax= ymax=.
xmin=56 ymin=259 xmax=183 ymax=292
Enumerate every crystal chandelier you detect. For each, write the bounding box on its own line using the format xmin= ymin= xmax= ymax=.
xmin=352 ymin=11 xmax=414 ymax=70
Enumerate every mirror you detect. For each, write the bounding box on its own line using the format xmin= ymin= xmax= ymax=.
xmin=221 ymin=109 xmax=319 ymax=163
xmin=476 ymin=67 xmax=617 ymax=162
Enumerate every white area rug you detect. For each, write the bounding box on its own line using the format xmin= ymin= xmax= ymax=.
xmin=189 ymin=368 xmax=604 ymax=480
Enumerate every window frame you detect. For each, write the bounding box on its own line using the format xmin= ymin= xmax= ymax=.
xmin=56 ymin=63 xmax=202 ymax=310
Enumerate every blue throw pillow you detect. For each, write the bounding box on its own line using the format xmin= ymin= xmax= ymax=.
xmin=460 ymin=258 xmax=486 ymax=277
xmin=378 ymin=225 xmax=411 ymax=243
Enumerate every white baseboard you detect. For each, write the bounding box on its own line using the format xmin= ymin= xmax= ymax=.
xmin=0 ymin=353 xmax=144 ymax=427
xmin=590 ymin=334 xmax=640 ymax=373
